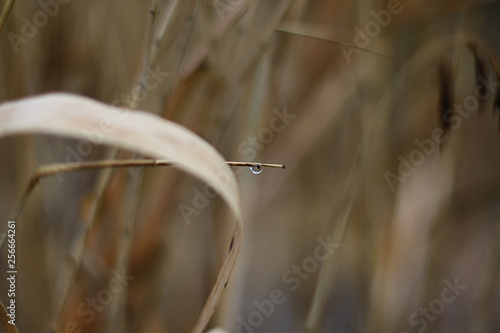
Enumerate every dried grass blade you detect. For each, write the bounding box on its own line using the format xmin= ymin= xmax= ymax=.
xmin=0 ymin=0 xmax=16 ymax=33
xmin=276 ymin=21 xmax=391 ymax=58
xmin=0 ymin=93 xmax=243 ymax=333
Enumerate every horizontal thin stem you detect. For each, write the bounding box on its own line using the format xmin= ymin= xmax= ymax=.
xmin=275 ymin=26 xmax=391 ymax=58
xmin=226 ymin=161 xmax=285 ymax=169
xmin=40 ymin=159 xmax=285 ymax=176
xmin=7 ymin=159 xmax=284 ymax=222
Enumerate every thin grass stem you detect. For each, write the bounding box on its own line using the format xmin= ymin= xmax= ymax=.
xmin=0 ymin=0 xmax=17 ymax=33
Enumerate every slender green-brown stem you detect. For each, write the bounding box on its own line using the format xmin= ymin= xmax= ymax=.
xmin=106 ymin=166 xmax=142 ymax=332
xmin=275 ymin=24 xmax=391 ymax=58
xmin=0 ymin=159 xmax=284 ymax=249
xmin=0 ymin=155 xmax=283 ymax=332
xmin=0 ymin=0 xmax=17 ymax=33
xmin=47 ymin=2 xmax=164 ymax=330
xmin=104 ymin=3 xmax=173 ymax=327
xmin=4 ymin=159 xmax=284 ymax=219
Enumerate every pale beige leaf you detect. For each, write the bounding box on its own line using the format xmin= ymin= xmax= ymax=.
xmin=0 ymin=93 xmax=243 ymax=333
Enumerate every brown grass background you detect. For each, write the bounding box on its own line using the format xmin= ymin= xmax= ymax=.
xmin=1 ymin=0 xmax=500 ymax=332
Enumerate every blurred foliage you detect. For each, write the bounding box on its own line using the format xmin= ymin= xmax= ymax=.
xmin=1 ymin=0 xmax=500 ymax=332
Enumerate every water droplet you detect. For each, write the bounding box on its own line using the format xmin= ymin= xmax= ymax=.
xmin=250 ymin=164 xmax=263 ymax=174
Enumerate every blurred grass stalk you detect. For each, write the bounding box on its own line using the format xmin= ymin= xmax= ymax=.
xmin=0 ymin=0 xmax=16 ymax=33
xmin=1 ymin=0 xmax=500 ymax=332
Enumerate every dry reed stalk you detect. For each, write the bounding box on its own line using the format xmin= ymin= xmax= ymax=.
xmin=0 ymin=93 xmax=250 ymax=333
xmin=0 ymin=0 xmax=16 ymax=32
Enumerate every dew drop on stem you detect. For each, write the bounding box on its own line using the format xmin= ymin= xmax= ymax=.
xmin=250 ymin=164 xmax=263 ymax=174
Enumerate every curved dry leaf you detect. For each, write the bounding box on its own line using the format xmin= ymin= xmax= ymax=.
xmin=0 ymin=93 xmax=243 ymax=333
